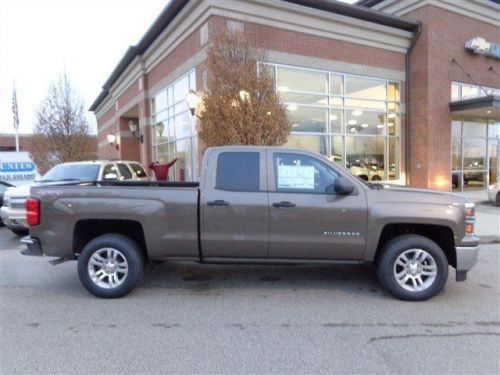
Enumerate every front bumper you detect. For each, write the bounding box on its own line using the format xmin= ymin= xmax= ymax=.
xmin=0 ymin=206 xmax=28 ymax=229
xmin=456 ymin=245 xmax=480 ymax=271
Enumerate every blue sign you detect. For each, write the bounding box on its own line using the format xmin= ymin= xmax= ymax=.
xmin=0 ymin=161 xmax=36 ymax=172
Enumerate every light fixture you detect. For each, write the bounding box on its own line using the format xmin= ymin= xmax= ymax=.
xmin=156 ymin=122 xmax=165 ymax=137
xmin=239 ymin=90 xmax=250 ymax=102
xmin=317 ymin=99 xmax=328 ymax=105
xmin=387 ymin=113 xmax=397 ymax=118
xmin=185 ymin=90 xmax=202 ymax=117
xmin=107 ymin=133 xmax=119 ymax=150
xmin=388 ymin=123 xmax=394 ymax=127
xmin=277 ymin=86 xmax=289 ymax=92
xmin=352 ymin=110 xmax=363 ymax=116
xmin=266 ymin=111 xmax=272 ymax=116
xmin=330 ymin=114 xmax=338 ymax=121
xmin=128 ymin=119 xmax=143 ymax=143
xmin=292 ymin=124 xmax=299 ymax=128
xmin=347 ymin=119 xmax=357 ymax=125
xmin=350 ymin=127 xmax=356 ymax=133
xmin=487 ymin=110 xmax=492 ymax=114
xmin=287 ymin=104 xmax=298 ymax=111
xmin=361 ymin=123 xmax=369 ymax=128
xmin=376 ymin=124 xmax=385 ymax=129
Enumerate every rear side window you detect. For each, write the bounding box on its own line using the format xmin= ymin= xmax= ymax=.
xmin=216 ymin=152 xmax=260 ymax=192
xmin=102 ymin=164 xmax=119 ymax=181
xmin=117 ymin=163 xmax=133 ymax=180
xmin=130 ymin=163 xmax=147 ymax=178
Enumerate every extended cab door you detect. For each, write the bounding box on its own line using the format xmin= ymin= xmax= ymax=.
xmin=201 ymin=149 xmax=269 ymax=258
xmin=267 ymin=150 xmax=368 ymax=260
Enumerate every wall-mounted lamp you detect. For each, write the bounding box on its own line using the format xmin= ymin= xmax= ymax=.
xmin=156 ymin=122 xmax=165 ymax=137
xmin=128 ymin=119 xmax=143 ymax=143
xmin=185 ymin=90 xmax=203 ymax=118
xmin=107 ymin=133 xmax=119 ymax=150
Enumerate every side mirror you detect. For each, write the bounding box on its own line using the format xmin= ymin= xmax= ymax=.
xmin=104 ymin=173 xmax=118 ymax=180
xmin=331 ymin=176 xmax=355 ymax=195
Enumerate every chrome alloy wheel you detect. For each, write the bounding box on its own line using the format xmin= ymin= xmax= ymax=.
xmin=87 ymin=248 xmax=129 ymax=289
xmin=393 ymin=249 xmax=438 ymax=292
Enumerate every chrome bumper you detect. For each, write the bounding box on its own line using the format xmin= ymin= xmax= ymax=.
xmin=0 ymin=206 xmax=28 ymax=229
xmin=456 ymin=245 xmax=480 ymax=271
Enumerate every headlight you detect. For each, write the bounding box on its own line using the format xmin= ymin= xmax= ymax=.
xmin=465 ymin=202 xmax=475 ymax=235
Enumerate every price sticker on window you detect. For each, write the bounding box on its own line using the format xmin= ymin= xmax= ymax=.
xmin=277 ymin=165 xmax=315 ymax=189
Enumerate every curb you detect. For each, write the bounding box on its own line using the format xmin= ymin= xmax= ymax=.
xmin=479 ymin=236 xmax=500 ymax=244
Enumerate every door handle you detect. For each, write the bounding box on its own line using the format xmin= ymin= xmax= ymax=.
xmin=207 ymin=200 xmax=230 ymax=206
xmin=273 ymin=201 xmax=296 ymax=208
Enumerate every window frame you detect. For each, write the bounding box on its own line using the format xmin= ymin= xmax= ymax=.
xmin=271 ymin=151 xmax=342 ymax=195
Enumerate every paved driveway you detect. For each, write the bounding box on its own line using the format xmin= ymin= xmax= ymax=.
xmin=1 ymin=227 xmax=499 ymax=374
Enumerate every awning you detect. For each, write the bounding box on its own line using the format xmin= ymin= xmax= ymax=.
xmin=449 ymin=95 xmax=500 ymax=120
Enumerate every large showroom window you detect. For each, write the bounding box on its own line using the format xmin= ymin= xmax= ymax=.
xmin=266 ymin=64 xmax=401 ymax=182
xmin=451 ymin=82 xmax=500 ymax=191
xmin=151 ymin=70 xmax=198 ymax=181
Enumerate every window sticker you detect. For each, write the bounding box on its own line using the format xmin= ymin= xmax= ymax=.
xmin=278 ymin=165 xmax=315 ymax=189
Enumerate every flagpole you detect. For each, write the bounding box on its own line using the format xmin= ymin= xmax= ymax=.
xmin=12 ymin=81 xmax=20 ymax=152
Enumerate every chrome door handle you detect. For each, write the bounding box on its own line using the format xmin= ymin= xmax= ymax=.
xmin=273 ymin=201 xmax=296 ymax=208
xmin=207 ymin=200 xmax=230 ymax=206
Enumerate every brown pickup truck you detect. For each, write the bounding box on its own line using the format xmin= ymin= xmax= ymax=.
xmin=22 ymin=146 xmax=480 ymax=300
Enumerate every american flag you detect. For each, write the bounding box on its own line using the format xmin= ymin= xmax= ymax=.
xmin=12 ymin=85 xmax=19 ymax=130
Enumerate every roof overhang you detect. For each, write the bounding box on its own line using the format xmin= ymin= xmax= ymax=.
xmin=449 ymin=95 xmax=500 ymax=120
xmin=90 ymin=0 xmax=419 ymax=113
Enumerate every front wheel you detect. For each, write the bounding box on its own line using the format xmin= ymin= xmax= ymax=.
xmin=377 ymin=235 xmax=448 ymax=301
xmin=77 ymin=234 xmax=144 ymax=298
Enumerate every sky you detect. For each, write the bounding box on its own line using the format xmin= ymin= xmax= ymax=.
xmin=0 ymin=0 xmax=357 ymax=135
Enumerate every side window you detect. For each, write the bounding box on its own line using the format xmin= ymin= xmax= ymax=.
xmin=274 ymin=153 xmax=339 ymax=193
xmin=102 ymin=164 xmax=119 ymax=181
xmin=130 ymin=163 xmax=147 ymax=178
xmin=117 ymin=163 xmax=133 ymax=180
xmin=216 ymin=152 xmax=260 ymax=192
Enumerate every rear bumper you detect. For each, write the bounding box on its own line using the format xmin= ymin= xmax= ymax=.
xmin=20 ymin=236 xmax=43 ymax=256
xmin=0 ymin=206 xmax=28 ymax=229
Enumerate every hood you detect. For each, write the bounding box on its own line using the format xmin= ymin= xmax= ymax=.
xmin=367 ymin=184 xmax=469 ymax=206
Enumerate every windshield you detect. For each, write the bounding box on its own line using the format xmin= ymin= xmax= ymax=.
xmin=41 ymin=163 xmax=100 ymax=182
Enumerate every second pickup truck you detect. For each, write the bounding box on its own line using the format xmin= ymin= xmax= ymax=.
xmin=22 ymin=146 xmax=480 ymax=300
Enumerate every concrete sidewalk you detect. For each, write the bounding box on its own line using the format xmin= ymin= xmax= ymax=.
xmin=461 ymin=191 xmax=499 ymax=244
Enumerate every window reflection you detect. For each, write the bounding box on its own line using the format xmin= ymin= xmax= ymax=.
xmin=345 ymin=137 xmax=386 ymax=181
xmin=346 ymin=76 xmax=386 ymax=100
xmin=289 ymin=106 xmax=327 ymax=133
xmin=151 ymin=70 xmax=197 ymax=181
xmin=277 ymin=67 xmax=327 ymax=93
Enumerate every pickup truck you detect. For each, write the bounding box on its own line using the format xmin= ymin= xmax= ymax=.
xmin=22 ymin=146 xmax=480 ymax=301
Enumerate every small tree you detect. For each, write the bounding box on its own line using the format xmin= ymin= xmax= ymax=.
xmin=31 ymin=72 xmax=96 ymax=174
xmin=199 ymin=28 xmax=291 ymax=147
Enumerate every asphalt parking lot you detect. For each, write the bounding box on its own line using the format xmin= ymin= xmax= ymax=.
xmin=1 ymin=226 xmax=499 ymax=374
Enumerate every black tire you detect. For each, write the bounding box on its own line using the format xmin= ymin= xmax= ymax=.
xmin=376 ymin=234 xmax=448 ymax=301
xmin=372 ymin=175 xmax=382 ymax=181
xmin=11 ymin=228 xmax=29 ymax=236
xmin=77 ymin=234 xmax=145 ymax=298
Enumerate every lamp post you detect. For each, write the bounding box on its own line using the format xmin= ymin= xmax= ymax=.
xmin=185 ymin=90 xmax=202 ymax=118
xmin=107 ymin=133 xmax=119 ymax=150
xmin=128 ymin=119 xmax=143 ymax=143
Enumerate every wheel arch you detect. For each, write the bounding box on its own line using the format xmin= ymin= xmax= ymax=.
xmin=73 ymin=219 xmax=148 ymax=261
xmin=374 ymin=223 xmax=456 ymax=268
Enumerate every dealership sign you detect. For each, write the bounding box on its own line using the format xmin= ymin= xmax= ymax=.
xmin=0 ymin=152 xmax=39 ymax=186
xmin=465 ymin=37 xmax=500 ymax=59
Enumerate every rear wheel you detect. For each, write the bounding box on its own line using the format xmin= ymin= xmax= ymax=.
xmin=377 ymin=235 xmax=448 ymax=301
xmin=77 ymin=234 xmax=144 ymax=298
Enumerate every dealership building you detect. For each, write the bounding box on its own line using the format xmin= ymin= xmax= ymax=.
xmin=91 ymin=0 xmax=500 ymax=191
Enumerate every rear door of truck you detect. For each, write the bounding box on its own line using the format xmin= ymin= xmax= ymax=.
xmin=200 ymin=148 xmax=269 ymax=259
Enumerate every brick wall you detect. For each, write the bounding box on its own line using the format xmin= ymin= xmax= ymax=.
xmin=405 ymin=5 xmax=500 ymax=190
xmin=0 ymin=134 xmax=33 ymax=152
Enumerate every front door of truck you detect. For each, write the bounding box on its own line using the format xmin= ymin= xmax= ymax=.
xmin=267 ymin=150 xmax=367 ymax=260
xmin=201 ymin=149 xmax=269 ymax=258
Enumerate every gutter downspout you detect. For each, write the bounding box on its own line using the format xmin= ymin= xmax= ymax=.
xmin=405 ymin=22 xmax=422 ymax=186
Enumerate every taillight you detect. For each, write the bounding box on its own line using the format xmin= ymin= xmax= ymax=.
xmin=26 ymin=197 xmax=40 ymax=226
